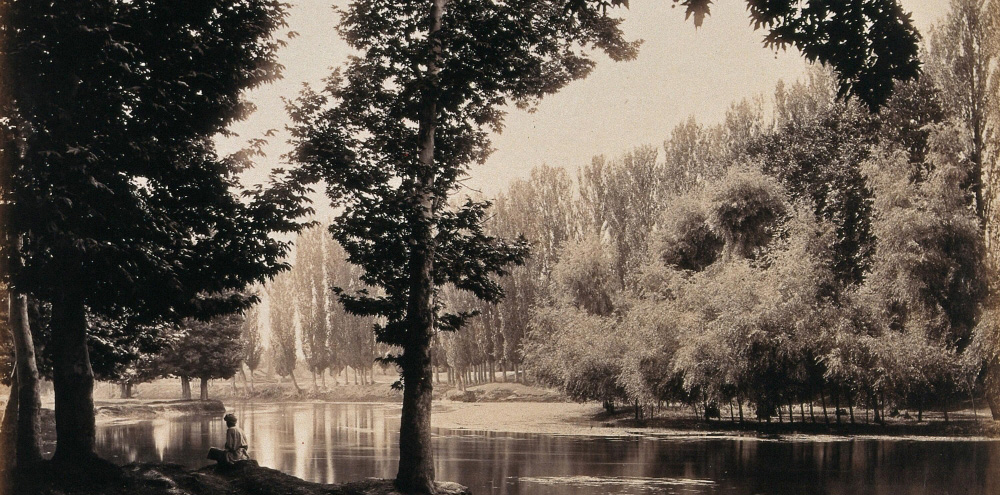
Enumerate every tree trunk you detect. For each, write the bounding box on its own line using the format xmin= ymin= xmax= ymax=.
xmin=200 ymin=378 xmax=209 ymax=401
xmin=240 ymin=367 xmax=250 ymax=396
xmin=181 ymin=376 xmax=192 ymax=400
xmin=10 ymin=292 xmax=43 ymax=466
xmin=50 ymin=289 xmax=97 ymax=463
xmin=396 ymin=2 xmax=444 ymax=490
xmin=290 ymin=372 xmax=302 ymax=394
xmin=821 ymin=391 xmax=829 ymax=424
xmin=987 ymin=391 xmax=1000 ymax=420
xmin=313 ymin=369 xmax=319 ymax=392
xmin=834 ymin=392 xmax=842 ymax=424
xmin=1 ymin=370 xmax=19 ymax=470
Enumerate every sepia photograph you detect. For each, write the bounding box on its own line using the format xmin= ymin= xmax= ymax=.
xmin=0 ymin=0 xmax=998 ymax=494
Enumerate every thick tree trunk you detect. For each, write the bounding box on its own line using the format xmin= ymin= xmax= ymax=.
xmin=10 ymin=292 xmax=43 ymax=466
xmin=1 ymin=370 xmax=19 ymax=470
xmin=200 ymin=378 xmax=209 ymax=401
xmin=50 ymin=290 xmax=97 ymax=463
xmin=988 ymin=386 xmax=1000 ymax=420
xmin=181 ymin=376 xmax=192 ymax=400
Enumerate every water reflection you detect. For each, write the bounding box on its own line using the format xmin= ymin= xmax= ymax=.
xmin=94 ymin=402 xmax=1000 ymax=495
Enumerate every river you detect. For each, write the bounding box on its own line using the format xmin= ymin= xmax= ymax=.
xmin=93 ymin=402 xmax=1000 ymax=494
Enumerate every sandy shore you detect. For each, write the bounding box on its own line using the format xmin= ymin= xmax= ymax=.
xmin=429 ymin=401 xmax=1000 ymax=441
xmin=433 ymin=401 xmax=608 ymax=435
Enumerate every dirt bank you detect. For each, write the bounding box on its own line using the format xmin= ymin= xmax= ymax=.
xmin=431 ymin=401 xmax=1000 ymax=441
xmin=4 ymin=460 xmax=470 ymax=495
xmin=96 ymin=399 xmax=227 ymax=421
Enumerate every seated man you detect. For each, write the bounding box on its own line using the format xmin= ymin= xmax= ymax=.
xmin=207 ymin=413 xmax=250 ymax=465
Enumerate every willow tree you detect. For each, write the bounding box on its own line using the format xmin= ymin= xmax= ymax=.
xmin=288 ymin=0 xmax=918 ymax=492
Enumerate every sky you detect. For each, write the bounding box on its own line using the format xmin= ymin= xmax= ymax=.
xmin=220 ymin=0 xmax=952 ymax=198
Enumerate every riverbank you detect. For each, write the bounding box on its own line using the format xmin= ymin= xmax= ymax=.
xmin=89 ymin=378 xmax=567 ymax=403
xmin=432 ymin=401 xmax=1000 ymax=440
xmin=3 ymin=460 xmax=470 ymax=495
xmin=9 ymin=381 xmax=998 ymax=441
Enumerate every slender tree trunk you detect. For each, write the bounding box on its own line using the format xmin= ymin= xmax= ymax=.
xmin=799 ymin=402 xmax=805 ymax=423
xmin=290 ymin=371 xmax=302 ymax=394
xmin=313 ymin=369 xmax=319 ymax=392
xmin=321 ymin=369 xmax=327 ymax=389
xmin=396 ymin=3 xmax=444 ymax=490
xmin=181 ymin=376 xmax=192 ymax=400
xmin=10 ymin=292 xmax=43 ymax=466
xmin=240 ymin=367 xmax=249 ymax=396
xmin=50 ymin=289 xmax=97 ymax=463
xmin=737 ymin=398 xmax=744 ymax=423
xmin=200 ymin=378 xmax=209 ymax=401
xmin=821 ymin=391 xmax=829 ymax=424
xmin=834 ymin=391 xmax=842 ymax=424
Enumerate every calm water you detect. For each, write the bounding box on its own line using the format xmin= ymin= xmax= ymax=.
xmin=93 ymin=402 xmax=1000 ymax=495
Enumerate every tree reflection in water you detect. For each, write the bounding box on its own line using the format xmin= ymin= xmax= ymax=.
xmin=94 ymin=403 xmax=1000 ymax=495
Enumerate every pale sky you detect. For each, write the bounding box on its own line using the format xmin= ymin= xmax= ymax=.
xmin=221 ymin=0 xmax=952 ymax=198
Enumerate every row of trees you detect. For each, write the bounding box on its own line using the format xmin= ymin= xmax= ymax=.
xmin=497 ymin=0 xmax=1000 ymax=425
xmin=264 ymin=225 xmax=380 ymax=393
xmin=1 ymin=1 xmax=923 ymax=494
